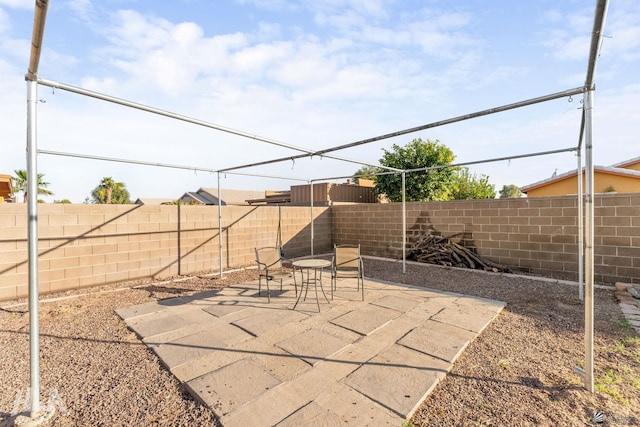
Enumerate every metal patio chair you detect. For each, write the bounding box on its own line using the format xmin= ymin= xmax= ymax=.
xmin=255 ymin=246 xmax=294 ymax=303
xmin=331 ymin=244 xmax=364 ymax=301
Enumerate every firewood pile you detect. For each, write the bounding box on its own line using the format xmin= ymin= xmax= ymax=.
xmin=407 ymin=231 xmax=512 ymax=273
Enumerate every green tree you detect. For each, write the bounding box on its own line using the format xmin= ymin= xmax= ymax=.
xmin=449 ymin=169 xmax=496 ymax=200
xmin=91 ymin=177 xmax=131 ymax=204
xmin=11 ymin=169 xmax=54 ymax=203
xmin=54 ymin=199 xmax=72 ymax=204
xmin=499 ymin=184 xmax=523 ymax=199
xmin=375 ymin=138 xmax=456 ymax=202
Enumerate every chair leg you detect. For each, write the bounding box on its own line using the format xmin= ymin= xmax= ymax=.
xmin=331 ymin=276 xmax=334 ymax=300
xmin=266 ymin=278 xmax=271 ymax=303
xmin=293 ymin=271 xmax=298 ymax=297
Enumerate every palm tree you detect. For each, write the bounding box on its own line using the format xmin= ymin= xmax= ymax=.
xmin=101 ymin=177 xmax=116 ymax=204
xmin=91 ymin=177 xmax=131 ymax=204
xmin=12 ymin=169 xmax=54 ymax=203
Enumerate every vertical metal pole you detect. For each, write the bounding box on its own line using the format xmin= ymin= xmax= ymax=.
xmin=577 ymin=151 xmax=584 ymax=301
xmin=217 ymin=173 xmax=223 ymax=279
xmin=27 ymin=78 xmax=41 ymax=415
xmin=402 ymin=172 xmax=407 ymax=274
xmin=177 ymin=203 xmax=181 ymax=275
xmin=583 ymin=88 xmax=595 ymax=393
xmin=310 ymin=182 xmax=314 ymax=257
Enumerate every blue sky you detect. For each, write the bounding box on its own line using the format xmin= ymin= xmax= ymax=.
xmin=1 ymin=0 xmax=638 ymax=202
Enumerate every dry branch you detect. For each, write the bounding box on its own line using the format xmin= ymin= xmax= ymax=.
xmin=407 ymin=232 xmax=512 ymax=273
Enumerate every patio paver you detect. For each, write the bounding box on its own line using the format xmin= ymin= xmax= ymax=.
xmin=117 ymin=276 xmax=505 ymax=426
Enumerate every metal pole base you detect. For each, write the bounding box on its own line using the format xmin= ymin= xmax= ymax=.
xmin=13 ymin=405 xmax=55 ymax=427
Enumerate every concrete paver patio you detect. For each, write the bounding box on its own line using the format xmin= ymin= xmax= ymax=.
xmin=116 ymin=275 xmax=505 ymax=426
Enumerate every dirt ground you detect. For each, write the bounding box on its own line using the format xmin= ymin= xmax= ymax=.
xmin=0 ymin=258 xmax=638 ymax=426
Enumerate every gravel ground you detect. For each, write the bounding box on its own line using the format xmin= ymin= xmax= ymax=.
xmin=1 ymin=258 xmax=638 ymax=426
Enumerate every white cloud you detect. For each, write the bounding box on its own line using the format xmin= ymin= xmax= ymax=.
xmin=0 ymin=8 xmax=9 ymax=33
xmin=314 ymin=9 xmax=365 ymax=31
xmin=2 ymin=1 xmax=636 ymax=203
xmin=0 ymin=0 xmax=32 ymax=9
xmin=603 ymin=4 xmax=640 ymax=62
xmin=234 ymin=0 xmax=298 ymax=12
xmin=66 ymin=0 xmax=94 ymax=24
xmin=104 ymin=10 xmax=175 ymax=53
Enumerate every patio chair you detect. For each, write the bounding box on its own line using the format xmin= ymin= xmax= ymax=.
xmin=255 ymin=247 xmax=295 ymax=303
xmin=331 ymin=244 xmax=364 ymax=301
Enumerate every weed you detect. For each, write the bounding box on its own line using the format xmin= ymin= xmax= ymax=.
xmin=497 ymin=358 xmax=511 ymax=370
xmin=615 ymin=316 xmax=635 ymax=333
xmin=618 ymin=336 xmax=640 ymax=364
xmin=595 ymin=369 xmax=629 ymax=405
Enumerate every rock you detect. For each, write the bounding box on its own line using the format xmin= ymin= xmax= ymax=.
xmin=615 ymin=282 xmax=632 ymax=291
xmin=628 ymin=287 xmax=640 ymax=299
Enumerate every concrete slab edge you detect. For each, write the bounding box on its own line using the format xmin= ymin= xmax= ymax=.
xmin=614 ymin=283 xmax=640 ymax=336
xmin=362 ymin=255 xmax=616 ymax=290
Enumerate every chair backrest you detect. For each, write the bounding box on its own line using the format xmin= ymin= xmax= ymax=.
xmin=334 ymin=244 xmax=361 ymax=269
xmin=255 ymin=247 xmax=282 ymax=270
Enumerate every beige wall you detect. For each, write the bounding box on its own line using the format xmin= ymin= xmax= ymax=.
xmin=0 ymin=204 xmax=330 ymax=301
xmin=2 ymin=193 xmax=639 ymax=301
xmin=332 ymin=193 xmax=640 ymax=285
xmin=525 ymin=171 xmax=640 ymax=197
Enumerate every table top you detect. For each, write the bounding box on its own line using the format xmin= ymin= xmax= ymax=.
xmin=292 ymin=259 xmax=332 ymax=269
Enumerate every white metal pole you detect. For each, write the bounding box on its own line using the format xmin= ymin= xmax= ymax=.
xmin=217 ymin=173 xmax=223 ymax=279
xmin=583 ymin=88 xmax=595 ymax=393
xmin=27 ymin=78 xmax=41 ymax=415
xmin=577 ymin=151 xmax=584 ymax=301
xmin=310 ymin=182 xmax=314 ymax=257
xmin=402 ymin=172 xmax=407 ymax=274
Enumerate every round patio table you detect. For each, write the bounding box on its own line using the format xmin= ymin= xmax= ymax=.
xmin=292 ymin=259 xmax=331 ymax=311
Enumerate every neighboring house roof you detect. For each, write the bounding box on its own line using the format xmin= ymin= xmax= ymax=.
xmin=180 ymin=191 xmax=212 ymax=205
xmin=134 ymin=198 xmax=176 ymax=205
xmin=520 ymin=166 xmax=640 ymax=193
xmin=0 ymin=174 xmax=13 ymax=200
xmin=180 ymin=188 xmax=265 ymax=205
xmin=610 ymin=156 xmax=640 ymax=170
xmin=200 ymin=188 xmax=265 ymax=204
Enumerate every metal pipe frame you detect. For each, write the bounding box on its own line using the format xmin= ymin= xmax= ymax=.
xmin=27 ymin=76 xmax=41 ymax=417
xmin=219 ymin=87 xmax=585 ymax=174
xmin=310 ymin=182 xmax=314 ymax=257
xmin=26 ymin=0 xmax=48 ymax=81
xmin=583 ymin=88 xmax=595 ymax=393
xmin=577 ymin=150 xmax=584 ymax=302
xmin=24 ymin=1 xmax=609 ymax=409
xmin=401 ymin=173 xmax=406 ymax=274
xmin=405 ymin=147 xmax=578 ymax=174
xmin=36 ymin=77 xmax=316 ymax=155
xmin=217 ymin=173 xmax=224 ymax=279
xmin=581 ymin=0 xmax=609 ymax=393
xmin=37 ymin=149 xmax=308 ymax=183
xmin=36 ymin=77 xmax=394 ymax=174
xmin=25 ymin=0 xmax=50 ymax=417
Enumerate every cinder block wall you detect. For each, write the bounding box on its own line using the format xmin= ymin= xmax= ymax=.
xmin=2 ymin=193 xmax=637 ymax=301
xmin=0 ymin=204 xmax=330 ymax=301
xmin=332 ymin=193 xmax=640 ymax=285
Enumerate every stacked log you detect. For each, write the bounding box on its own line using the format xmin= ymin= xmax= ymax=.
xmin=407 ymin=232 xmax=512 ymax=273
